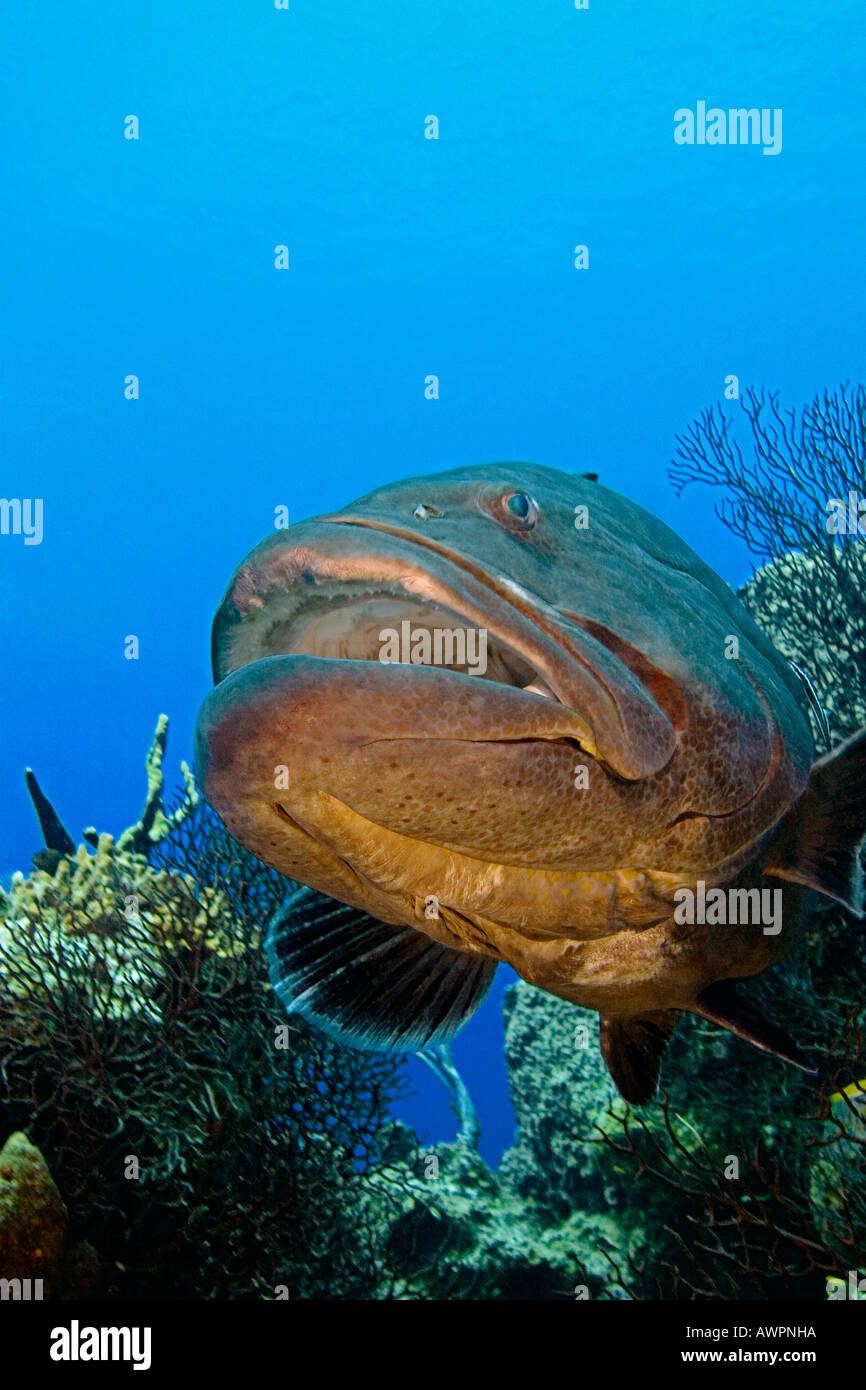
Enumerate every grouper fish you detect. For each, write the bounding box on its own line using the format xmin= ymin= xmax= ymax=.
xmin=194 ymin=463 xmax=866 ymax=1102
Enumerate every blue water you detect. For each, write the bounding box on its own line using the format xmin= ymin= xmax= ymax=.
xmin=1 ymin=1 xmax=863 ymax=1166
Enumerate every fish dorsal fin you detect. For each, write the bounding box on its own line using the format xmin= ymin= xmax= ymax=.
xmin=265 ymin=886 xmax=496 ymax=1052
xmin=599 ymin=1009 xmax=680 ymax=1104
xmin=693 ymin=982 xmax=816 ymax=1072
xmin=765 ymin=726 xmax=866 ymax=916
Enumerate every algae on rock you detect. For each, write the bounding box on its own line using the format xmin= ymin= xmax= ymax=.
xmin=0 ymin=1131 xmax=67 ymax=1294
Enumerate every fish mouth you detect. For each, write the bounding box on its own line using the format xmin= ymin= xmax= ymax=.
xmin=215 ymin=520 xmax=569 ymax=700
xmin=211 ymin=517 xmax=676 ymax=779
xmin=324 ymin=517 xmax=571 ymax=699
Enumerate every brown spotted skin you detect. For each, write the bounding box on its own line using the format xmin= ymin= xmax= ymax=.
xmin=195 ymin=463 xmax=815 ymax=1023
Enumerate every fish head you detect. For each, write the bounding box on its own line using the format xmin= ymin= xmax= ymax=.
xmin=195 ymin=463 xmax=813 ymax=922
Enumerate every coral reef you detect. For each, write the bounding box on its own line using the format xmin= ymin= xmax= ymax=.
xmin=0 ymin=784 xmax=645 ymax=1301
xmin=0 ymin=832 xmax=236 ymax=1023
xmin=740 ymin=550 xmax=866 ymax=751
xmin=1 ymin=759 xmax=407 ymax=1298
xmin=591 ymin=1008 xmax=866 ymax=1300
xmin=361 ymin=1121 xmax=598 ymax=1300
xmin=342 ymin=985 xmax=641 ymax=1300
xmin=2 ymin=419 xmax=865 ymax=1300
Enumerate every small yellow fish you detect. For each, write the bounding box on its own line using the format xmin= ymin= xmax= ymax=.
xmin=829 ymin=1079 xmax=866 ymax=1105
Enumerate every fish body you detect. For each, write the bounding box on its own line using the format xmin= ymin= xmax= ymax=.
xmin=830 ymin=1079 xmax=866 ymax=1107
xmin=195 ymin=464 xmax=866 ymax=1100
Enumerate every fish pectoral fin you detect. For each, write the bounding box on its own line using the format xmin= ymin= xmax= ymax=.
xmin=693 ymin=982 xmax=816 ymax=1073
xmin=599 ymin=1009 xmax=680 ymax=1104
xmin=265 ymin=885 xmax=496 ymax=1052
xmin=765 ymin=725 xmax=866 ymax=916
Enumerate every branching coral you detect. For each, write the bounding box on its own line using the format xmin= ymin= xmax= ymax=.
xmin=669 ymin=382 xmax=866 ymax=562
xmin=668 ymin=383 xmax=866 ymax=751
xmin=24 ymin=714 xmax=199 ymax=875
xmin=117 ymin=715 xmax=199 ymax=857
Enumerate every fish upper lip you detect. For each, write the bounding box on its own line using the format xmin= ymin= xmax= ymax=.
xmin=319 ymin=516 xmax=598 ymax=733
xmin=320 ymin=515 xmax=631 ymax=717
xmin=217 ymin=513 xmax=579 ymax=710
xmin=319 ymin=515 xmax=579 ymax=702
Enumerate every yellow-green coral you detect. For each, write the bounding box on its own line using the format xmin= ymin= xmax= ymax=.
xmin=0 ymin=832 xmax=246 ymax=1023
xmin=6 ymin=836 xmax=155 ymax=936
xmin=116 ymin=714 xmax=199 ymax=855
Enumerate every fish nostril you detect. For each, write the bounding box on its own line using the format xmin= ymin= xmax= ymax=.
xmin=413 ymin=503 xmax=443 ymax=520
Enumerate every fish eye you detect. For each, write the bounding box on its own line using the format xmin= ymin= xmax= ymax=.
xmin=413 ymin=502 xmax=443 ymax=520
xmin=502 ymin=491 xmax=538 ymax=527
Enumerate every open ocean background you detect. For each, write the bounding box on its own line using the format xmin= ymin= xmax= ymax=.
xmin=1 ymin=0 xmax=863 ymax=1164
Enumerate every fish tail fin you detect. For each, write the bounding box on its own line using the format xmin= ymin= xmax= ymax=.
xmin=765 ymin=726 xmax=866 ymax=916
xmin=599 ymin=1009 xmax=680 ymax=1104
xmin=265 ymin=885 xmax=497 ymax=1052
